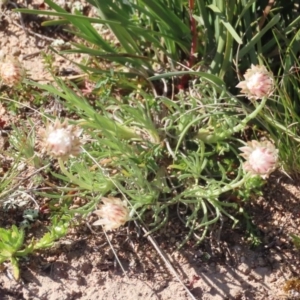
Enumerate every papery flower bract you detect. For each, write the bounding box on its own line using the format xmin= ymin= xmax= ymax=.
xmin=236 ymin=64 xmax=274 ymax=100
xmin=0 ymin=56 xmax=25 ymax=86
xmin=239 ymin=140 xmax=278 ymax=178
xmin=40 ymin=119 xmax=82 ymax=160
xmin=93 ymin=197 xmax=130 ymax=231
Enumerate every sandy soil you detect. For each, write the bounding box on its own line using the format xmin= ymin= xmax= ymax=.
xmin=1 ymin=173 xmax=300 ymax=300
xmin=0 ymin=1 xmax=300 ymax=300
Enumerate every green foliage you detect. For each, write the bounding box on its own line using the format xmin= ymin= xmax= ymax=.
xmin=25 ymin=74 xmax=267 ymax=246
xmin=0 ymin=226 xmax=32 ymax=280
xmin=16 ymin=1 xmax=300 ymax=85
xmin=237 ymin=176 xmax=264 ymax=201
xmin=17 ymin=0 xmax=191 ymax=77
xmin=33 ymin=216 xmax=69 ymax=250
xmin=0 ymin=165 xmax=20 ymax=205
xmin=7 ymin=0 xmax=300 ymax=273
xmin=0 ymin=217 xmax=69 ymax=280
xmin=9 ymin=119 xmax=42 ymax=168
xmin=15 ymin=2 xmax=300 ymax=177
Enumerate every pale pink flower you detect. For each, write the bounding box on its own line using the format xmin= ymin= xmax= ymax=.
xmin=236 ymin=64 xmax=274 ymax=100
xmin=0 ymin=57 xmax=25 ymax=86
xmin=239 ymin=140 xmax=278 ymax=178
xmin=93 ymin=197 xmax=130 ymax=231
xmin=40 ymin=119 xmax=82 ymax=160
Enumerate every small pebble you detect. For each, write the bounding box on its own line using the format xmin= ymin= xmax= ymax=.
xmin=237 ymin=262 xmax=251 ymax=275
xmin=273 ymin=254 xmax=283 ymax=262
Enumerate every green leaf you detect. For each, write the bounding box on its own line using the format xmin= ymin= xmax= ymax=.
xmin=234 ymin=0 xmax=256 ymax=27
xmin=207 ymin=4 xmax=242 ymax=44
xmin=11 ymin=226 xmax=25 ymax=251
xmin=207 ymin=4 xmax=221 ymax=13
xmin=16 ymin=239 xmax=35 ymax=257
xmin=0 ymin=249 xmax=13 ymax=258
xmin=10 ymin=257 xmax=20 ymax=281
xmin=0 ymin=226 xmax=25 ymax=254
xmin=34 ymin=233 xmax=55 ymax=250
xmin=93 ymin=114 xmax=141 ymax=140
xmin=15 ymin=9 xmax=120 ymax=26
xmin=220 ymin=20 xmax=242 ymax=44
xmin=238 ymin=14 xmax=281 ymax=59
xmin=0 ymin=229 xmax=11 ymax=244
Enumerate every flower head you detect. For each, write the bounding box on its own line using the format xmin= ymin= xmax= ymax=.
xmin=40 ymin=119 xmax=82 ymax=160
xmin=236 ymin=64 xmax=274 ymax=100
xmin=239 ymin=140 xmax=278 ymax=178
xmin=93 ymin=197 xmax=130 ymax=231
xmin=0 ymin=56 xmax=25 ymax=86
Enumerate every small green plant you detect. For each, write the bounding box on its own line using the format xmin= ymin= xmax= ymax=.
xmin=23 ymin=70 xmax=279 ymax=249
xmin=0 ymin=217 xmax=69 ymax=280
xmin=0 ymin=225 xmax=32 ymax=280
xmin=33 ymin=216 xmax=69 ymax=250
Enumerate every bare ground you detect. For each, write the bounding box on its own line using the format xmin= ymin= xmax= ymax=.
xmin=0 ymin=173 xmax=299 ymax=300
xmin=0 ymin=1 xmax=300 ymax=300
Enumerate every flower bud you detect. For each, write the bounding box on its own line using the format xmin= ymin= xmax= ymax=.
xmin=40 ymin=119 xmax=82 ymax=160
xmin=0 ymin=57 xmax=25 ymax=86
xmin=236 ymin=64 xmax=274 ymax=100
xmin=93 ymin=197 xmax=130 ymax=231
xmin=239 ymin=140 xmax=278 ymax=178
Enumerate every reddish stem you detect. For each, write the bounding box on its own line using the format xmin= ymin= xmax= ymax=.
xmin=178 ymin=0 xmax=197 ymax=90
xmin=188 ymin=0 xmax=197 ymax=68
